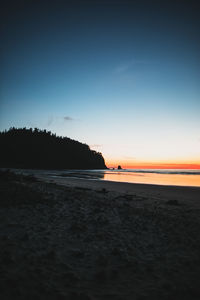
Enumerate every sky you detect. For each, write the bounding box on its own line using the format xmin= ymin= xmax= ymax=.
xmin=1 ymin=0 xmax=200 ymax=168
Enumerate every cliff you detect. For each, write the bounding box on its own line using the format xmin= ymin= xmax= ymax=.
xmin=0 ymin=127 xmax=107 ymax=169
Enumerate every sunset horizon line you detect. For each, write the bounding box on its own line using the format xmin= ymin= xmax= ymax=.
xmin=106 ymin=163 xmax=200 ymax=170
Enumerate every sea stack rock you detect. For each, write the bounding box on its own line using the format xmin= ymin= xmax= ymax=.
xmin=117 ymin=165 xmax=122 ymax=170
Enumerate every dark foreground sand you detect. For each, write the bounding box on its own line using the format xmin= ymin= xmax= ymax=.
xmin=0 ymin=170 xmax=200 ymax=300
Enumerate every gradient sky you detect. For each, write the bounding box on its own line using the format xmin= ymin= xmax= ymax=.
xmin=1 ymin=0 xmax=200 ymax=168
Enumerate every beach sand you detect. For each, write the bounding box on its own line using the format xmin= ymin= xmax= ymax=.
xmin=0 ymin=170 xmax=200 ymax=299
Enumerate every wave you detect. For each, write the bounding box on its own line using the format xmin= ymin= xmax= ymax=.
xmin=55 ymin=169 xmax=200 ymax=177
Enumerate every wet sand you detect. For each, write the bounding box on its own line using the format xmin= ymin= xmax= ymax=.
xmin=0 ymin=170 xmax=200 ymax=299
xmin=37 ymin=173 xmax=200 ymax=203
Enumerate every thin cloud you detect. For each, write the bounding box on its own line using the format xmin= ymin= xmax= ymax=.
xmin=64 ymin=116 xmax=74 ymax=121
xmin=114 ymin=59 xmax=151 ymax=74
xmin=115 ymin=62 xmax=134 ymax=74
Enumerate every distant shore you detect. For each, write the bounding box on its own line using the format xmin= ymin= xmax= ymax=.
xmin=1 ymin=170 xmax=200 ymax=299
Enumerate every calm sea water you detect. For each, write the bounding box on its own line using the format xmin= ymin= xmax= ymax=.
xmin=53 ymin=169 xmax=200 ymax=187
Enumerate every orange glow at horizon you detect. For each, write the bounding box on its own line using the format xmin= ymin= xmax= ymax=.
xmin=106 ymin=161 xmax=200 ymax=169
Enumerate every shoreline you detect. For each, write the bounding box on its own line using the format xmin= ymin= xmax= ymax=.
xmin=36 ymin=174 xmax=200 ymax=203
xmin=3 ymin=167 xmax=200 ymax=187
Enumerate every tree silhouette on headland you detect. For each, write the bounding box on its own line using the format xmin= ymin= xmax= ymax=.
xmin=0 ymin=127 xmax=107 ymax=169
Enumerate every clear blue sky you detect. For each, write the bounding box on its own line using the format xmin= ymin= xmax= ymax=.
xmin=1 ymin=0 xmax=200 ymax=167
